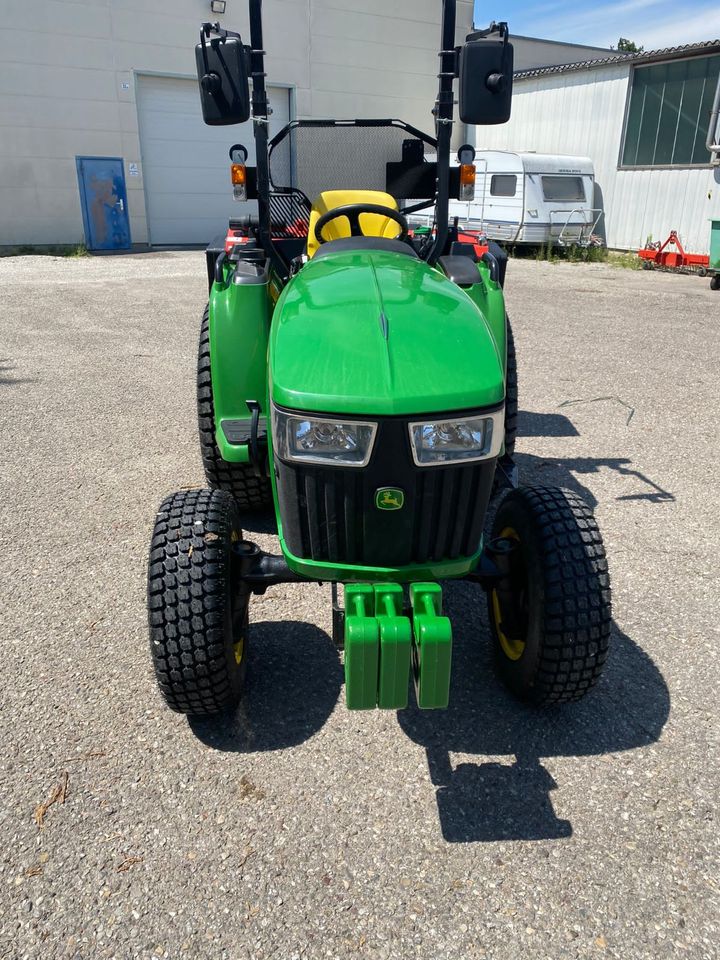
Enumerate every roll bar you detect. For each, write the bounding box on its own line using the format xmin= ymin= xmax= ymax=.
xmin=246 ymin=1 xmax=286 ymax=274
xmin=243 ymin=0 xmax=459 ymax=267
xmin=427 ymin=0 xmax=457 ymax=265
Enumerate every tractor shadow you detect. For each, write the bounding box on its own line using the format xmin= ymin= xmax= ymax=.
xmin=516 ymin=410 xmax=675 ymax=507
xmin=519 ymin=410 xmax=580 ymax=438
xmin=0 ymin=358 xmax=36 ymax=389
xmin=240 ymin=508 xmax=278 ymax=536
xmin=398 ymin=583 xmax=670 ymax=843
xmin=399 ymin=414 xmax=671 ymax=843
xmin=189 ymin=619 xmax=342 ymax=752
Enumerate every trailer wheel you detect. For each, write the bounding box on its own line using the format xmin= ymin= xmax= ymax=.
xmin=197 ymin=305 xmax=272 ymax=510
xmin=711 ymin=275 xmax=720 ymax=291
xmin=504 ymin=314 xmax=518 ymax=457
xmin=487 ymin=485 xmax=611 ymax=705
xmin=147 ymin=488 xmax=248 ymax=717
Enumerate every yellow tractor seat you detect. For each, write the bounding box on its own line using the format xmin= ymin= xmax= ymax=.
xmin=306 ymin=190 xmax=401 ymax=258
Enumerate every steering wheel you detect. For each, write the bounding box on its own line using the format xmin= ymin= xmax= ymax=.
xmin=314 ymin=203 xmax=409 ymax=245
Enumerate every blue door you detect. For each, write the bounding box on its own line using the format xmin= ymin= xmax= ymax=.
xmin=76 ymin=157 xmax=131 ymax=250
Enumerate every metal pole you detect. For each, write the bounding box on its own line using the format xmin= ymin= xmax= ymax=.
xmin=428 ymin=0 xmax=457 ymax=265
xmin=706 ymin=73 xmax=720 ymax=159
xmin=248 ymin=0 xmax=284 ymax=273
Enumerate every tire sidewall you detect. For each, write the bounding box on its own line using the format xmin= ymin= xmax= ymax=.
xmin=147 ymin=488 xmax=249 ymax=716
xmin=215 ymin=495 xmax=249 ymax=704
xmin=490 ymin=492 xmax=546 ymax=700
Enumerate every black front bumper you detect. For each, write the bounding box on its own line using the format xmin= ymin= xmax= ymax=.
xmin=274 ymin=414 xmax=496 ymax=568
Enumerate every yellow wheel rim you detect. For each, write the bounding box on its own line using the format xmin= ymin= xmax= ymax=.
xmin=233 ymin=635 xmax=245 ymax=665
xmin=491 ymin=526 xmax=526 ymax=662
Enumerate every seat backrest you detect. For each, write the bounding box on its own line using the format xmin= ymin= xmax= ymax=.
xmin=307 ymin=190 xmax=400 ymax=258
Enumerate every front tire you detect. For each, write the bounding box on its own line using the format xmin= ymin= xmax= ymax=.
xmin=197 ymin=305 xmax=272 ymax=510
xmin=147 ymin=488 xmax=248 ymax=717
xmin=487 ymin=486 xmax=611 ymax=705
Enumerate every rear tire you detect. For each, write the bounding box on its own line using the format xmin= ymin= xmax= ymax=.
xmin=487 ymin=485 xmax=611 ymax=705
xmin=197 ymin=305 xmax=272 ymax=510
xmin=711 ymin=275 xmax=720 ymax=291
xmin=147 ymin=488 xmax=248 ymax=717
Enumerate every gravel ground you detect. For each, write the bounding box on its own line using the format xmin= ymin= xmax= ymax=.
xmin=1 ymin=252 xmax=718 ymax=960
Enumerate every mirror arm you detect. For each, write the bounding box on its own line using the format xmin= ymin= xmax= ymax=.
xmin=466 ymin=20 xmax=509 ymax=44
xmin=200 ymin=20 xmax=242 ymax=43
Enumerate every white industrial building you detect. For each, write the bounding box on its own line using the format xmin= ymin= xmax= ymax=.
xmin=477 ymin=42 xmax=720 ymax=254
xmin=1 ymin=0 xmax=479 ymax=248
xmin=8 ymin=3 xmax=715 ymax=254
xmin=0 ymin=0 xmax=621 ymax=250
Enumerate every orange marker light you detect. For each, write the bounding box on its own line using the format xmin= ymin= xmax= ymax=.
xmin=459 ymin=163 xmax=476 ymax=201
xmin=231 ymin=163 xmax=247 ymax=202
xmin=231 ymin=163 xmax=247 ymax=185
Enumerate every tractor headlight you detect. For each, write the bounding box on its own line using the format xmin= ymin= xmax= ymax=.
xmin=272 ymin=407 xmax=377 ymax=467
xmin=408 ymin=409 xmax=504 ymax=466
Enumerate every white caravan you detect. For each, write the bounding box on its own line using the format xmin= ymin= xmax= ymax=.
xmin=449 ymin=151 xmax=602 ymax=246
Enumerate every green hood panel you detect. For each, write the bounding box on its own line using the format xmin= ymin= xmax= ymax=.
xmin=269 ymin=250 xmax=504 ymax=416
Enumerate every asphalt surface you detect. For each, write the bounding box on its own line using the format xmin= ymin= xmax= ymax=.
xmin=1 ymin=252 xmax=718 ymax=960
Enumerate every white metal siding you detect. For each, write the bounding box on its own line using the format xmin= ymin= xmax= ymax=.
xmin=137 ymin=76 xmax=289 ymax=246
xmin=477 ymin=65 xmax=720 ymax=254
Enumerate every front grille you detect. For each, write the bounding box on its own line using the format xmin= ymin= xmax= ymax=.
xmin=275 ymin=416 xmax=495 ymax=568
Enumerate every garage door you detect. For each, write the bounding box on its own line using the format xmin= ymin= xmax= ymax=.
xmin=137 ymin=75 xmax=290 ymax=245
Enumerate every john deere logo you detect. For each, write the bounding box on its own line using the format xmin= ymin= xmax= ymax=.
xmin=375 ymin=487 xmax=404 ymax=511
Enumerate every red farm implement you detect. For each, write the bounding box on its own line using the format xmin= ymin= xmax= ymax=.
xmin=637 ymin=230 xmax=710 ymax=276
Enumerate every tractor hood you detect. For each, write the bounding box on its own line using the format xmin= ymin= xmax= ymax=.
xmin=269 ymin=249 xmax=504 ymax=416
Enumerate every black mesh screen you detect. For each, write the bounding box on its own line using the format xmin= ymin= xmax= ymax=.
xmin=268 ymin=190 xmax=310 ymax=238
xmin=269 ymin=121 xmax=436 ymax=204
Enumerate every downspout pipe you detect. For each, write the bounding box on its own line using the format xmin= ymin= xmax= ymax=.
xmin=706 ymin=73 xmax=720 ymax=158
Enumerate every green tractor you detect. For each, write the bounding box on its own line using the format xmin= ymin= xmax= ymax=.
xmin=147 ymin=0 xmax=611 ymax=718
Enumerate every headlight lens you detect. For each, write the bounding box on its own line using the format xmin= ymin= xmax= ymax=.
xmin=409 ymin=409 xmax=504 ymax=466
xmin=272 ymin=407 xmax=377 ymax=467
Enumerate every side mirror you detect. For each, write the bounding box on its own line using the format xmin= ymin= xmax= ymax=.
xmin=459 ymin=23 xmax=513 ymax=125
xmin=195 ymin=25 xmax=251 ymax=126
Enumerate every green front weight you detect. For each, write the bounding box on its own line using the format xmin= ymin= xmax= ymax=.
xmin=410 ymin=583 xmax=452 ymax=709
xmin=374 ymin=584 xmax=411 ymax=710
xmin=344 ymin=584 xmax=379 ymax=710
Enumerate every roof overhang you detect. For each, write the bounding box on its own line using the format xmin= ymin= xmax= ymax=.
xmin=514 ymin=40 xmax=720 ymax=81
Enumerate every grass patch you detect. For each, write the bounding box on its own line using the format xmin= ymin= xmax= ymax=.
xmin=506 ymin=242 xmax=609 ymax=264
xmin=538 ymin=242 xmax=608 ymax=264
xmin=65 ymin=244 xmax=89 ymax=258
xmin=606 ymin=250 xmax=643 ymax=270
xmin=508 ymin=243 xmax=646 ymax=268
xmin=0 ymin=243 xmax=88 ymax=258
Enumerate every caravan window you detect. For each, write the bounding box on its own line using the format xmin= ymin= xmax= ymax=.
xmin=541 ymin=176 xmax=586 ymax=202
xmin=490 ymin=174 xmax=517 ymax=197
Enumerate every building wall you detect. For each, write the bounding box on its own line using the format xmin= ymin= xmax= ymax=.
xmin=476 ymin=65 xmax=720 ymax=253
xmin=0 ymin=0 xmax=472 ymax=247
